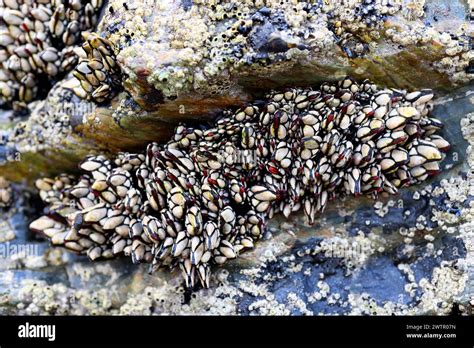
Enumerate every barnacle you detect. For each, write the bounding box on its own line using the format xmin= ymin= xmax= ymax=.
xmin=0 ymin=0 xmax=104 ymax=109
xmin=0 ymin=176 xmax=12 ymax=208
xmin=30 ymin=78 xmax=449 ymax=289
xmin=72 ymin=33 xmax=122 ymax=103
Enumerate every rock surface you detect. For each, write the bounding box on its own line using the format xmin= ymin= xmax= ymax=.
xmin=105 ymin=0 xmax=473 ymax=111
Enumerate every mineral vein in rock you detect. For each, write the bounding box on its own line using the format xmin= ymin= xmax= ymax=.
xmin=29 ymin=78 xmax=450 ymax=288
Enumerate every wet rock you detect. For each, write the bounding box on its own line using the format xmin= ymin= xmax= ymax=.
xmin=0 ymin=80 xmax=176 ymax=185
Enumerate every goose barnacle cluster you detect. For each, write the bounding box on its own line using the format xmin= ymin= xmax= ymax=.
xmin=29 ymin=77 xmax=449 ymax=288
xmin=0 ymin=0 xmax=103 ymax=108
xmin=72 ymin=33 xmax=122 ymax=103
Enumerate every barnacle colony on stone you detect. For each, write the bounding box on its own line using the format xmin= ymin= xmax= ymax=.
xmin=29 ymin=78 xmax=450 ymax=289
xmin=0 ymin=0 xmax=103 ymax=109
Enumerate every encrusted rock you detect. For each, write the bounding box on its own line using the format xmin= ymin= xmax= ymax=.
xmin=97 ymin=0 xmax=473 ymax=113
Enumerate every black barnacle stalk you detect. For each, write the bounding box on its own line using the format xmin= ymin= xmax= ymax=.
xmin=30 ymin=78 xmax=449 ymax=290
